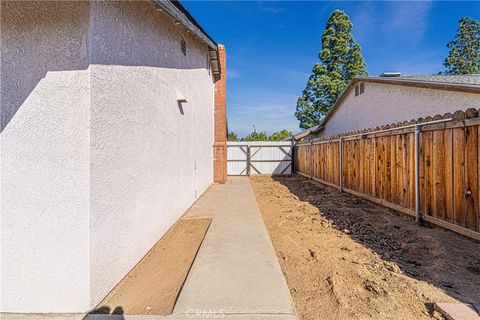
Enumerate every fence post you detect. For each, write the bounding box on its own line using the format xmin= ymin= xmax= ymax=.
xmin=372 ymin=137 xmax=376 ymax=196
xmin=246 ymin=145 xmax=251 ymax=176
xmin=339 ymin=136 xmax=343 ymax=192
xmin=291 ymin=139 xmax=295 ymax=174
xmin=414 ymin=125 xmax=422 ymax=224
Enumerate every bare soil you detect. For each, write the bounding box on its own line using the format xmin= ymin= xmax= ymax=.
xmin=95 ymin=217 xmax=211 ymax=315
xmin=250 ymin=175 xmax=480 ymax=320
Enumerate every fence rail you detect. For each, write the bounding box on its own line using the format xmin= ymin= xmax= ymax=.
xmin=295 ymin=109 xmax=480 ymax=241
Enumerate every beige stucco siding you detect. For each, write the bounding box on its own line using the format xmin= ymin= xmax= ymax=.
xmin=1 ymin=0 xmax=215 ymax=313
xmin=320 ymin=82 xmax=480 ymax=137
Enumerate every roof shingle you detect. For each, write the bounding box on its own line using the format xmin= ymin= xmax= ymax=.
xmin=369 ymin=74 xmax=480 ymax=85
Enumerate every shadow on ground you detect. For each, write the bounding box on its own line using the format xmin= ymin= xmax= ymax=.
xmin=271 ymin=174 xmax=480 ymax=305
xmin=84 ymin=306 xmax=125 ymax=320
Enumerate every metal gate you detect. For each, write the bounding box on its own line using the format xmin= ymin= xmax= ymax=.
xmin=227 ymin=141 xmax=293 ymax=176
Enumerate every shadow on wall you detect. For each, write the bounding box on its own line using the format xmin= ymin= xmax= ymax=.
xmin=1 ymin=0 xmax=209 ymax=132
xmin=0 ymin=1 xmax=90 ymax=131
xmin=84 ymin=306 xmax=125 ymax=320
xmin=271 ymin=174 xmax=480 ymax=305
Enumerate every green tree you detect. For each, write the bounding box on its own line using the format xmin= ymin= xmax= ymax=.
xmin=443 ymin=17 xmax=480 ymax=75
xmin=227 ymin=131 xmax=239 ymax=141
xmin=242 ymin=131 xmax=269 ymax=141
xmin=295 ymin=10 xmax=367 ymax=130
xmin=269 ymin=129 xmax=292 ymax=141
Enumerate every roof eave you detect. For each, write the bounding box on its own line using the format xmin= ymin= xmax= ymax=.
xmin=354 ymin=76 xmax=480 ymax=94
xmin=153 ymin=0 xmax=221 ymax=78
xmin=293 ymin=125 xmax=324 ymax=141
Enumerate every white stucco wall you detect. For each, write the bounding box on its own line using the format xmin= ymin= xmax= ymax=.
xmin=1 ymin=2 xmax=91 ymax=312
xmin=320 ymin=82 xmax=480 ymax=137
xmin=1 ymin=0 xmax=214 ymax=313
xmin=88 ymin=1 xmax=214 ymax=305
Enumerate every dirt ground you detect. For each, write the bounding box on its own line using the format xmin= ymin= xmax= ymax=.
xmin=96 ymin=218 xmax=211 ymax=315
xmin=250 ymin=175 xmax=480 ymax=320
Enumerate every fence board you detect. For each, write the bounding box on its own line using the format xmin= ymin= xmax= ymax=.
xmin=424 ymin=130 xmax=433 ymax=217
xmin=351 ymin=140 xmax=359 ymax=191
xmin=453 ymin=127 xmax=466 ymax=226
xmin=433 ymin=129 xmax=445 ymax=219
xmin=465 ymin=125 xmax=478 ymax=231
xmin=376 ymin=138 xmax=383 ymax=199
xmin=386 ymin=135 xmax=393 ymax=204
xmin=407 ymin=133 xmax=414 ymax=208
xmin=393 ymin=135 xmax=400 ymax=206
xmin=369 ymin=138 xmax=375 ymax=196
xmin=391 ymin=135 xmax=398 ymax=205
xmin=444 ymin=129 xmax=454 ymax=223
xmin=400 ymin=134 xmax=411 ymax=208
xmin=334 ymin=142 xmax=340 ymax=185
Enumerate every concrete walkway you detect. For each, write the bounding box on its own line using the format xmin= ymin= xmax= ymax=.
xmin=173 ymin=177 xmax=298 ymax=319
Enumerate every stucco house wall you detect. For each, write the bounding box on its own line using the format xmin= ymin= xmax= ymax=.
xmin=88 ymin=1 xmax=214 ymax=305
xmin=320 ymin=82 xmax=480 ymax=137
xmin=1 ymin=0 xmax=215 ymax=313
xmin=1 ymin=1 xmax=92 ymax=312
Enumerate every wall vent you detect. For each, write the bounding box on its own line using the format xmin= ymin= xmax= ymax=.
xmin=355 ymin=83 xmax=365 ymax=96
xmin=181 ymin=38 xmax=187 ymax=56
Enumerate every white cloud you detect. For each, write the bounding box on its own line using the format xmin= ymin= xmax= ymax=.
xmin=349 ymin=2 xmax=376 ymax=44
xmin=385 ymin=50 xmax=443 ymax=75
xmin=349 ymin=1 xmax=433 ymax=47
xmin=228 ymin=91 xmax=300 ymax=136
xmin=386 ymin=1 xmax=433 ymax=44
xmin=256 ymin=1 xmax=286 ymax=14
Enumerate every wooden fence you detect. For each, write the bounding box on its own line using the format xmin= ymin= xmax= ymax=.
xmin=295 ymin=109 xmax=480 ymax=241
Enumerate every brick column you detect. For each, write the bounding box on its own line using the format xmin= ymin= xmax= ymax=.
xmin=213 ymin=44 xmax=227 ymax=183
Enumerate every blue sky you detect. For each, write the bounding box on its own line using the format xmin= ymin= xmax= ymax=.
xmin=182 ymin=1 xmax=480 ymax=137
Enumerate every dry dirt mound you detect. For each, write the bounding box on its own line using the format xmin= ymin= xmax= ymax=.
xmin=250 ymin=175 xmax=480 ymax=320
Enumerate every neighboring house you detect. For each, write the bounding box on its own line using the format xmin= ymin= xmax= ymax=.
xmin=1 ymin=0 xmax=226 ymax=314
xmin=295 ymin=74 xmax=480 ymax=140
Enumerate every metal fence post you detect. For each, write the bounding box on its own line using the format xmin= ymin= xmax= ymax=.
xmin=414 ymin=125 xmax=422 ymax=224
xmin=339 ymin=136 xmax=343 ymax=192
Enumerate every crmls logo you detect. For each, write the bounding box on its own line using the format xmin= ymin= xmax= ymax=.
xmin=185 ymin=309 xmax=226 ymax=318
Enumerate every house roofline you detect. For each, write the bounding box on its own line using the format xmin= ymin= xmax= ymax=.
xmin=293 ymin=125 xmax=324 ymax=141
xmin=354 ymin=76 xmax=480 ymax=94
xmin=153 ymin=0 xmax=221 ymax=79
xmin=316 ymin=76 xmax=480 ymax=134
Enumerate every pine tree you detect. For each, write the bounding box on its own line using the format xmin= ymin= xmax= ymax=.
xmin=443 ymin=17 xmax=480 ymax=75
xmin=295 ymin=10 xmax=367 ymax=130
